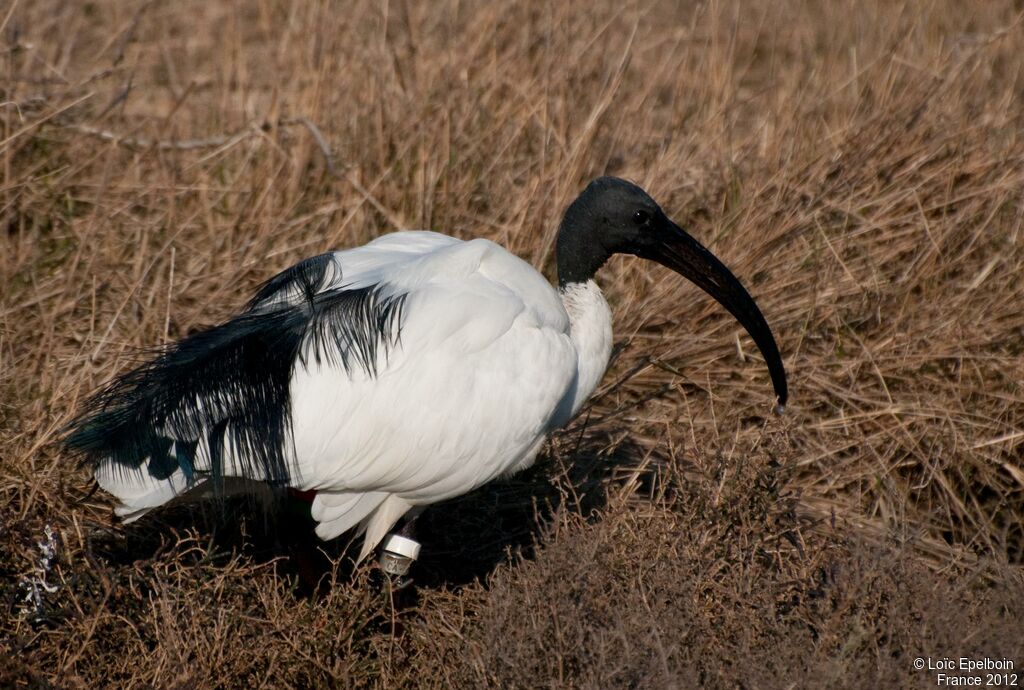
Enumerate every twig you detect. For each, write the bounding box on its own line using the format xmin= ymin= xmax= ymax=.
xmin=0 ymin=92 xmax=95 ymax=151
xmin=63 ymin=117 xmax=342 ymax=179
xmin=64 ymin=122 xmax=251 ymax=151
xmin=0 ymin=101 xmax=25 ymax=123
xmin=282 ymin=116 xmax=341 ymax=177
xmin=0 ymin=0 xmax=20 ymax=37
xmin=111 ymin=0 xmax=156 ymax=67
xmin=95 ymin=73 xmax=134 ymax=120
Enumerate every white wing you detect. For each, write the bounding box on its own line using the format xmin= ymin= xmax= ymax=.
xmin=79 ymin=231 xmax=579 ymax=556
xmin=291 ymin=234 xmax=576 ymax=549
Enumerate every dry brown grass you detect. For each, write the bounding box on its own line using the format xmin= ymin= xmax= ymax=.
xmin=2 ymin=0 xmax=1024 ymax=687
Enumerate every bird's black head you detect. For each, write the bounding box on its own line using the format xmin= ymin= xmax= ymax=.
xmin=556 ymin=176 xmax=788 ymax=408
xmin=556 ymin=177 xmax=663 ymax=284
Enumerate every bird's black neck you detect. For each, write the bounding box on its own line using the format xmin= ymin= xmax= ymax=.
xmin=556 ymin=202 xmax=612 ymax=288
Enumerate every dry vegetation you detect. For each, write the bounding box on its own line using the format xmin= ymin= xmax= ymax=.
xmin=2 ymin=0 xmax=1024 ymax=687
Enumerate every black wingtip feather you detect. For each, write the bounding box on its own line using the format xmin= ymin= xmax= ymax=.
xmin=64 ymin=255 xmax=407 ymax=500
xmin=247 ymin=252 xmax=335 ymax=311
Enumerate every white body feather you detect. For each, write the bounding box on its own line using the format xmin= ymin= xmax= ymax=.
xmin=96 ymin=231 xmax=614 ymax=559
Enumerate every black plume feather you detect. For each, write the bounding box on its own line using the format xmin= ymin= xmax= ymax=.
xmin=64 ymin=253 xmax=406 ymax=492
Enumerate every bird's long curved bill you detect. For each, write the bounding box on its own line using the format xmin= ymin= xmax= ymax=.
xmin=646 ymin=223 xmax=788 ymax=408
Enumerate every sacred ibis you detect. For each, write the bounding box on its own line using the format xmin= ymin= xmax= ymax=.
xmin=65 ymin=177 xmax=787 ymax=578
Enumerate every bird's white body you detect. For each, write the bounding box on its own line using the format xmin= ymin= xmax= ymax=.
xmin=96 ymin=231 xmax=613 ymax=558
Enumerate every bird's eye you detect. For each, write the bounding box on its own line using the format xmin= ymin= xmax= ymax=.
xmin=633 ymin=209 xmax=651 ymax=226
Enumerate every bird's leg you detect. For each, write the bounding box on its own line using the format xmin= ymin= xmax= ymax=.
xmin=378 ymin=508 xmax=424 ymax=589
